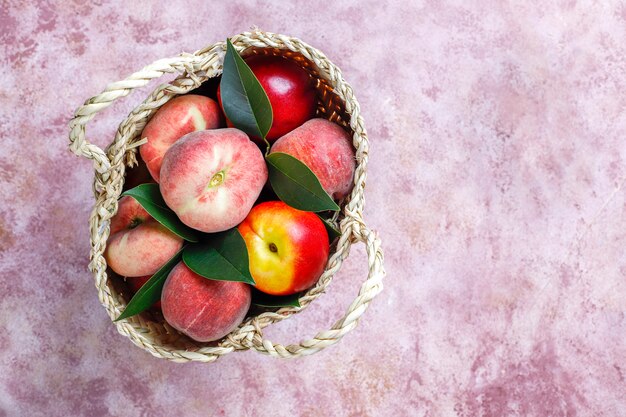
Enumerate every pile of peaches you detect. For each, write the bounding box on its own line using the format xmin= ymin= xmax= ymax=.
xmin=106 ymin=47 xmax=355 ymax=343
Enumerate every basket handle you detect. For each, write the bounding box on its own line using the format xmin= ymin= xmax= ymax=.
xmin=249 ymin=217 xmax=385 ymax=358
xmin=68 ymin=54 xmax=201 ymax=174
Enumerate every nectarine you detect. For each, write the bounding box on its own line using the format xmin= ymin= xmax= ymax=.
xmin=218 ymin=55 xmax=317 ymax=141
xmin=238 ymin=201 xmax=329 ymax=296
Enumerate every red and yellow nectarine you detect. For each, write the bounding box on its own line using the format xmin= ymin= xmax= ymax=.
xmin=238 ymin=201 xmax=329 ymax=296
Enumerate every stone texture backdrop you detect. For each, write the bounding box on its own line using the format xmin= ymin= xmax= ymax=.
xmin=1 ymin=1 xmax=626 ymax=416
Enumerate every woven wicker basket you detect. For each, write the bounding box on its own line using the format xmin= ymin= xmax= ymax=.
xmin=68 ymin=30 xmax=385 ymax=363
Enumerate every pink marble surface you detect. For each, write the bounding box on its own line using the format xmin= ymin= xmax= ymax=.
xmin=1 ymin=1 xmax=626 ymax=416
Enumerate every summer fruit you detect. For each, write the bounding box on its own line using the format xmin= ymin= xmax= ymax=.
xmin=270 ymin=118 xmax=356 ymax=200
xmin=161 ymin=262 xmax=251 ymax=342
xmin=140 ymin=95 xmax=223 ymax=182
xmin=159 ymin=128 xmax=268 ymax=233
xmin=238 ymin=201 xmax=329 ymax=296
xmin=105 ymin=196 xmax=184 ymax=277
xmin=126 ymin=275 xmax=161 ymax=309
xmin=218 ymin=54 xmax=317 ymax=141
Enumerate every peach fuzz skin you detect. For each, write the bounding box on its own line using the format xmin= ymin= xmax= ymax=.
xmin=105 ymin=196 xmax=183 ymax=277
xmin=238 ymin=201 xmax=329 ymax=296
xmin=161 ymin=262 xmax=251 ymax=342
xmin=270 ymin=118 xmax=356 ymax=200
xmin=139 ymin=95 xmax=223 ymax=182
xmin=159 ymin=129 xmax=268 ymax=233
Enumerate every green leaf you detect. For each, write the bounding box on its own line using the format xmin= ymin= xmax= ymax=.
xmin=122 ymin=183 xmax=199 ymax=243
xmin=266 ymin=152 xmax=340 ymax=212
xmin=182 ymin=228 xmax=254 ymax=284
xmin=220 ymin=38 xmax=272 ymax=149
xmin=251 ymin=288 xmax=301 ymax=308
xmin=318 ymin=214 xmax=341 ymax=242
xmin=114 ymin=247 xmax=184 ymax=321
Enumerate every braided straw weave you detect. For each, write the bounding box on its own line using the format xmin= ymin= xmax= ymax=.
xmin=68 ymin=30 xmax=385 ymax=363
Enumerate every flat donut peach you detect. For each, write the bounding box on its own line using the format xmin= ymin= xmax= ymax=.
xmin=159 ymin=128 xmax=268 ymax=233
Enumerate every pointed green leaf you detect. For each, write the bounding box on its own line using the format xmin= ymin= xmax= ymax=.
xmin=251 ymin=288 xmax=301 ymax=308
xmin=182 ymin=228 xmax=254 ymax=284
xmin=221 ymin=38 xmax=272 ymax=149
xmin=114 ymin=247 xmax=184 ymax=321
xmin=266 ymin=152 xmax=340 ymax=212
xmin=318 ymin=214 xmax=341 ymax=242
xmin=122 ymin=183 xmax=199 ymax=242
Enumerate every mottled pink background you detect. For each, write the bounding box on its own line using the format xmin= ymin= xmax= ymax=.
xmin=1 ymin=1 xmax=626 ymax=416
